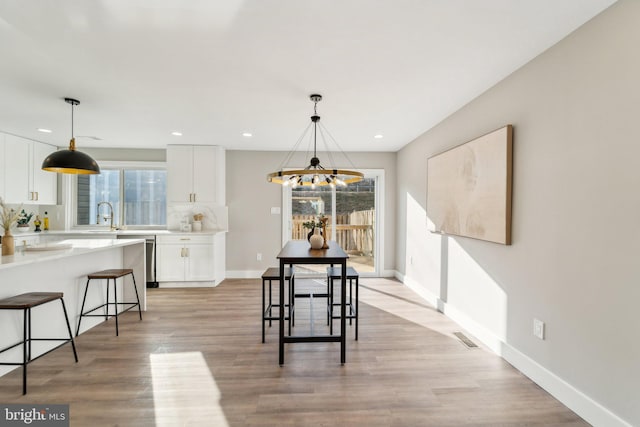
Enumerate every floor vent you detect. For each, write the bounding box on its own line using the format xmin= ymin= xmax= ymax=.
xmin=453 ymin=332 xmax=478 ymax=348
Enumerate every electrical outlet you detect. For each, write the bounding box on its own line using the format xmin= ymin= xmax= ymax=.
xmin=533 ymin=318 xmax=545 ymax=340
xmin=257 ymin=253 xmax=262 ymax=261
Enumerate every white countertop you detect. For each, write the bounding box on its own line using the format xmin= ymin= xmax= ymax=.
xmin=4 ymin=229 xmax=223 ymax=238
xmin=0 ymin=238 xmax=145 ymax=270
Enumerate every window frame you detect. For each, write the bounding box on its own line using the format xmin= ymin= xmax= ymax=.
xmin=69 ymin=161 xmax=167 ymax=231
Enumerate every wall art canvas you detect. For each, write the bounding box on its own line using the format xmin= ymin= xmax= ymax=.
xmin=427 ymin=125 xmax=513 ymax=245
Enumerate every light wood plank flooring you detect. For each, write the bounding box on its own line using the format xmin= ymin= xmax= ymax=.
xmin=0 ymin=277 xmax=588 ymax=426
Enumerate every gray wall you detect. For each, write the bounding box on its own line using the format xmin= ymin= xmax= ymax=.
xmin=225 ymin=150 xmax=396 ymax=275
xmin=396 ymin=1 xmax=638 ymax=425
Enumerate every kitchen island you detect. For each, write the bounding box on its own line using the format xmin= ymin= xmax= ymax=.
xmin=0 ymin=238 xmax=145 ymax=378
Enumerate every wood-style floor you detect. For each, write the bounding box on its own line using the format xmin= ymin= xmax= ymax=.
xmin=0 ymin=277 xmax=588 ymax=426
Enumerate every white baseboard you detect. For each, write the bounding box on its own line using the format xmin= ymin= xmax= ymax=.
xmin=158 ymin=281 xmax=217 ymax=288
xmin=225 ymin=270 xmax=263 ymax=279
xmin=394 ymin=270 xmax=632 ymax=427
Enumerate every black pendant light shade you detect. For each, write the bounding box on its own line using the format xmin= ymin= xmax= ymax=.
xmin=41 ymin=98 xmax=100 ymax=175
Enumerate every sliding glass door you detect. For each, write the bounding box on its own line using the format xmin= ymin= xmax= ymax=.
xmin=283 ymin=170 xmax=382 ymax=276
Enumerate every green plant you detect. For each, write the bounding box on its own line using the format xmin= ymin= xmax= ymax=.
xmin=302 ymin=220 xmax=319 ymax=229
xmin=16 ymin=209 xmax=34 ymax=226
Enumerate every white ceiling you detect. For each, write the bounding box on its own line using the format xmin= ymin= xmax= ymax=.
xmin=0 ymin=0 xmax=616 ymax=152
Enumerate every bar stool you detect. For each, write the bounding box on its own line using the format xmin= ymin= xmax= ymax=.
xmin=0 ymin=292 xmax=78 ymax=395
xmin=76 ymin=269 xmax=142 ymax=337
xmin=326 ymin=266 xmax=359 ymax=340
xmin=261 ymin=267 xmax=294 ymax=342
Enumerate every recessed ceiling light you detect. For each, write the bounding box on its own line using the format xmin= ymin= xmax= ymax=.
xmin=37 ymin=128 xmax=52 ymax=133
xmin=374 ymin=134 xmax=384 ymax=139
xmin=242 ymin=132 xmax=252 ymax=137
xmin=171 ymin=131 xmax=182 ymax=136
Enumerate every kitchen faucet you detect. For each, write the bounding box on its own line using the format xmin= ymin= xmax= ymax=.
xmin=97 ymin=201 xmax=116 ymax=230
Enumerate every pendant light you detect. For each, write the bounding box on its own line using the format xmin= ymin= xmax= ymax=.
xmin=267 ymin=94 xmax=363 ymax=188
xmin=42 ymin=98 xmax=100 ymax=174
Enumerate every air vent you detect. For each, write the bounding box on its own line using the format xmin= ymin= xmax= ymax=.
xmin=453 ymin=332 xmax=478 ymax=348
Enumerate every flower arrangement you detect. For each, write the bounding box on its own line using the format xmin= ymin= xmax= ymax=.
xmin=16 ymin=209 xmax=34 ymax=227
xmin=0 ymin=198 xmax=22 ymax=232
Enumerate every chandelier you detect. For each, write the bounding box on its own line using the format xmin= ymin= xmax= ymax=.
xmin=267 ymin=94 xmax=363 ymax=188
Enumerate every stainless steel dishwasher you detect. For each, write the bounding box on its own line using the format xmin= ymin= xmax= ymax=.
xmin=117 ymin=234 xmax=158 ymax=288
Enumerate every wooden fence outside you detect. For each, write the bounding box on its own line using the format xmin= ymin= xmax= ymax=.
xmin=292 ymin=209 xmax=374 ymax=255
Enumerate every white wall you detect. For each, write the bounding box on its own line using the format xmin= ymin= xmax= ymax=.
xmin=225 ymin=150 xmax=396 ymax=276
xmin=396 ymin=1 xmax=638 ymax=426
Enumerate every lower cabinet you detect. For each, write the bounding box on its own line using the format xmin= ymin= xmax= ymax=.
xmin=156 ymin=234 xmax=215 ymax=283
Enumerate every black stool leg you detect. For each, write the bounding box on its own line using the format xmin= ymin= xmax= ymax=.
xmin=268 ymin=279 xmax=273 ymax=327
xmin=329 ymin=277 xmax=334 ymax=335
xmin=60 ymin=298 xmax=79 ymax=362
xmin=76 ymin=278 xmax=91 ymax=336
xmin=113 ymin=279 xmax=119 ymax=336
xmin=105 ymin=278 xmax=110 ymax=321
xmin=349 ymin=278 xmax=353 ymax=326
xmin=355 ymin=276 xmax=359 ymax=341
xmin=261 ymin=278 xmax=266 ymax=343
xmin=130 ymin=272 xmax=142 ymax=320
xmin=22 ymin=308 xmax=28 ymax=395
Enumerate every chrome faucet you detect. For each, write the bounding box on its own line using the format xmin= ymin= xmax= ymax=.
xmin=97 ymin=201 xmax=116 ymax=230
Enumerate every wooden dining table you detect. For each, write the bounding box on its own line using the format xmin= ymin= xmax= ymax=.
xmin=276 ymin=240 xmax=348 ymax=365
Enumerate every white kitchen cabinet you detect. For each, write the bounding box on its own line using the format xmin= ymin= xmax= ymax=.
xmin=166 ymin=145 xmax=221 ymax=204
xmin=156 ymin=234 xmax=215 ymax=283
xmin=1 ymin=134 xmax=56 ymax=204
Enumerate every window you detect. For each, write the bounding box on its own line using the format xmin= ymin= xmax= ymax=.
xmin=76 ymin=167 xmax=166 ymax=227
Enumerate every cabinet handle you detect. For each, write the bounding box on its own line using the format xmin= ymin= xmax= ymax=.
xmin=185 ymin=248 xmax=189 ymax=257
xmin=180 ymin=248 xmax=185 ymax=257
xmin=180 ymin=238 xmax=191 ymax=241
xmin=36 ymin=191 xmax=39 ymax=201
xmin=193 ymin=193 xmax=196 ymax=202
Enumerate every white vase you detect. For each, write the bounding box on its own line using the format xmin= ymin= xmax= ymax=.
xmin=309 ymin=228 xmax=324 ymax=249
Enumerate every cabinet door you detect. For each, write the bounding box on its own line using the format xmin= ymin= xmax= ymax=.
xmin=185 ymin=242 xmax=215 ymax=281
xmin=31 ymin=142 xmax=57 ymax=204
xmin=192 ymin=146 xmax=217 ymax=203
xmin=3 ymin=134 xmax=31 ymax=203
xmin=166 ymin=145 xmax=194 ymax=203
xmin=156 ymin=243 xmax=186 ymax=281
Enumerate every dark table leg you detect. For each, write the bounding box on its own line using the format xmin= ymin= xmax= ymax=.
xmin=279 ymin=259 xmax=285 ymax=365
xmin=340 ymin=260 xmax=346 ymax=364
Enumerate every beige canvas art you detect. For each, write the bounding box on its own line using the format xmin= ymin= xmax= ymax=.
xmin=427 ymin=125 xmax=513 ymax=245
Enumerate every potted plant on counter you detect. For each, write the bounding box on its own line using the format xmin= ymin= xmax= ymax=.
xmin=16 ymin=209 xmax=34 ymax=232
xmin=1 ymin=198 xmax=21 ymax=255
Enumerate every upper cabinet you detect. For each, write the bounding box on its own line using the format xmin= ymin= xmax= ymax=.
xmin=166 ymin=145 xmax=224 ymax=205
xmin=1 ymin=133 xmax=57 ymax=205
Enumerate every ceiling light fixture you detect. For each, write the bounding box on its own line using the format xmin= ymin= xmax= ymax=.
xmin=374 ymin=134 xmax=384 ymax=139
xmin=242 ymin=132 xmax=252 ymax=137
xmin=37 ymin=128 xmax=52 ymax=133
xmin=41 ymin=98 xmax=100 ymax=175
xmin=171 ymin=131 xmax=183 ymax=136
xmin=267 ymin=94 xmax=363 ymax=188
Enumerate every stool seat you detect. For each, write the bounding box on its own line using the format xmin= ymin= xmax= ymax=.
xmin=326 ymin=266 xmax=359 ymax=279
xmin=0 ymin=292 xmax=64 ymax=309
xmin=0 ymin=292 xmax=78 ymax=394
xmin=261 ymin=267 xmax=293 ymax=280
xmin=87 ymin=269 xmax=134 ymax=279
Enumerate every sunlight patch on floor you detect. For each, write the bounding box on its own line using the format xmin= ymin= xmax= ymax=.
xmin=150 ymin=352 xmax=228 ymax=426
